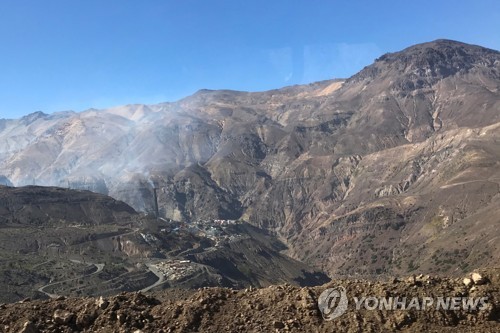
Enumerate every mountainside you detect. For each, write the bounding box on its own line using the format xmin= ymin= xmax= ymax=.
xmin=0 ymin=185 xmax=136 ymax=226
xmin=0 ymin=186 xmax=327 ymax=303
xmin=0 ymin=39 xmax=499 ymax=277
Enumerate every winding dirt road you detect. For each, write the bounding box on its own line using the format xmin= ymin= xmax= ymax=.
xmin=37 ymin=261 xmax=105 ymax=298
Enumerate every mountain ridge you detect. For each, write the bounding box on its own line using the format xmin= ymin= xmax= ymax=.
xmin=0 ymin=39 xmax=499 ymax=278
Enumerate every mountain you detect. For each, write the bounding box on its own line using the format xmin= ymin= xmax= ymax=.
xmin=2 ymin=268 xmax=499 ymax=332
xmin=0 ymin=39 xmax=499 ymax=278
xmin=0 ymin=186 xmax=328 ymax=302
xmin=0 ymin=185 xmax=136 ymax=226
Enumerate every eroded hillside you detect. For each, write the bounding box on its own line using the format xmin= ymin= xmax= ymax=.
xmin=0 ymin=39 xmax=499 ymax=277
xmin=0 ymin=186 xmax=327 ymax=303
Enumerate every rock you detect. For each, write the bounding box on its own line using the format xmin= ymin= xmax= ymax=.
xmin=273 ymin=321 xmax=285 ymax=329
xmin=53 ymin=309 xmax=74 ymax=325
xmin=471 ymin=273 xmax=486 ymax=285
xmin=96 ymin=296 xmax=109 ymax=309
xmin=463 ymin=277 xmax=473 ymax=287
xmin=406 ymin=275 xmax=416 ymax=285
xmin=20 ymin=321 xmax=38 ymax=333
xmin=117 ymin=313 xmax=127 ymax=325
xmin=76 ymin=313 xmax=96 ymax=328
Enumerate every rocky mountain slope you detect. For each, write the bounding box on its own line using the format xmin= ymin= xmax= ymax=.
xmin=0 ymin=186 xmax=327 ymax=303
xmin=0 ymin=185 xmax=137 ymax=226
xmin=0 ymin=39 xmax=499 ymax=278
xmin=1 ymin=268 xmax=499 ymax=332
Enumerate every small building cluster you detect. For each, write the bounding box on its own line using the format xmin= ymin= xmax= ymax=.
xmin=159 ymin=219 xmax=245 ymax=247
xmin=153 ymin=259 xmax=196 ymax=281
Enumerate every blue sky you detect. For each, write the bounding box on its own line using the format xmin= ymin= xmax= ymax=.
xmin=0 ymin=0 xmax=499 ymax=119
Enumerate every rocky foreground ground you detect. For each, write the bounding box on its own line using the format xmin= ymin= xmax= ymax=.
xmin=1 ymin=268 xmax=499 ymax=333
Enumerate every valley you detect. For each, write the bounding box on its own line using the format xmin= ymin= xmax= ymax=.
xmin=0 ymin=40 xmax=499 ymax=325
xmin=1 ymin=40 xmax=499 ymax=279
xmin=0 ymin=186 xmax=328 ymax=303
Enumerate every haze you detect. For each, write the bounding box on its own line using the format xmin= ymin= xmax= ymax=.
xmin=0 ymin=0 xmax=499 ymax=119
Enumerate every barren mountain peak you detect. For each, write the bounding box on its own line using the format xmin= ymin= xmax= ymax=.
xmin=0 ymin=39 xmax=499 ymax=286
xmin=348 ymin=39 xmax=500 ymax=86
xmin=20 ymin=111 xmax=49 ymax=124
xmin=379 ymin=39 xmax=500 ymax=62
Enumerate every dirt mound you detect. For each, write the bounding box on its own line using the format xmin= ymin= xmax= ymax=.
xmin=1 ymin=268 xmax=499 ymax=332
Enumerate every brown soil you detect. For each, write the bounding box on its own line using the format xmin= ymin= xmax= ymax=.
xmin=1 ymin=268 xmax=499 ymax=332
